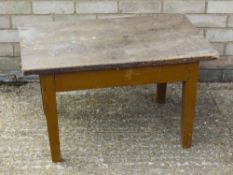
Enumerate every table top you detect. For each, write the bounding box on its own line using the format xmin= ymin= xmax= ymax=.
xmin=19 ymin=14 xmax=218 ymax=75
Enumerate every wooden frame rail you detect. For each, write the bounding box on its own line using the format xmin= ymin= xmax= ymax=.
xmin=40 ymin=62 xmax=199 ymax=162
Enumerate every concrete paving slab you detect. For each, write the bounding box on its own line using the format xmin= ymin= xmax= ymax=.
xmin=0 ymin=83 xmax=232 ymax=174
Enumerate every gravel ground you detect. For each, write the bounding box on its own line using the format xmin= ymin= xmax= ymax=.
xmin=0 ymin=83 xmax=233 ymax=175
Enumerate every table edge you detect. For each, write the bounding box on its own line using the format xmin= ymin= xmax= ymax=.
xmin=22 ymin=55 xmax=218 ymax=76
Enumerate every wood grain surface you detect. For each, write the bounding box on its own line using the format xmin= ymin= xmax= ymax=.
xmin=19 ymin=14 xmax=218 ymax=75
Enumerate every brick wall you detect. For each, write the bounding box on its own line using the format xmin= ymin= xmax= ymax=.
xmin=0 ymin=0 xmax=233 ymax=82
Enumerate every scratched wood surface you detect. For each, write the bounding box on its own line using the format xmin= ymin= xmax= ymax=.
xmin=19 ymin=14 xmax=218 ymax=75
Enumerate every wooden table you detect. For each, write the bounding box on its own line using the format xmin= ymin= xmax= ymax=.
xmin=19 ymin=14 xmax=218 ymax=162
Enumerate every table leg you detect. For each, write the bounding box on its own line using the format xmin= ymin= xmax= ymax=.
xmin=181 ymin=63 xmax=199 ymax=148
xmin=40 ymin=75 xmax=61 ymax=162
xmin=156 ymin=83 xmax=167 ymax=104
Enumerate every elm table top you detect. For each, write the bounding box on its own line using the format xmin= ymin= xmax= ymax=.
xmin=19 ymin=14 xmax=218 ymax=75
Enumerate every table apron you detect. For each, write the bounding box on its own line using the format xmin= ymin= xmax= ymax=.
xmin=38 ymin=61 xmax=200 ymax=162
xmin=53 ymin=62 xmax=198 ymax=92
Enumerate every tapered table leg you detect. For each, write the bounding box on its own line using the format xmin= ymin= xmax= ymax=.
xmin=181 ymin=63 xmax=199 ymax=148
xmin=157 ymin=83 xmax=167 ymax=104
xmin=40 ymin=74 xmax=61 ymax=162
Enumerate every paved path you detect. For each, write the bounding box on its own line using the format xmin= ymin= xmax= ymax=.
xmin=0 ymin=83 xmax=232 ymax=174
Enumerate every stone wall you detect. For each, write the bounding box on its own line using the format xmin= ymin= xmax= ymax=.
xmin=0 ymin=0 xmax=233 ymax=82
